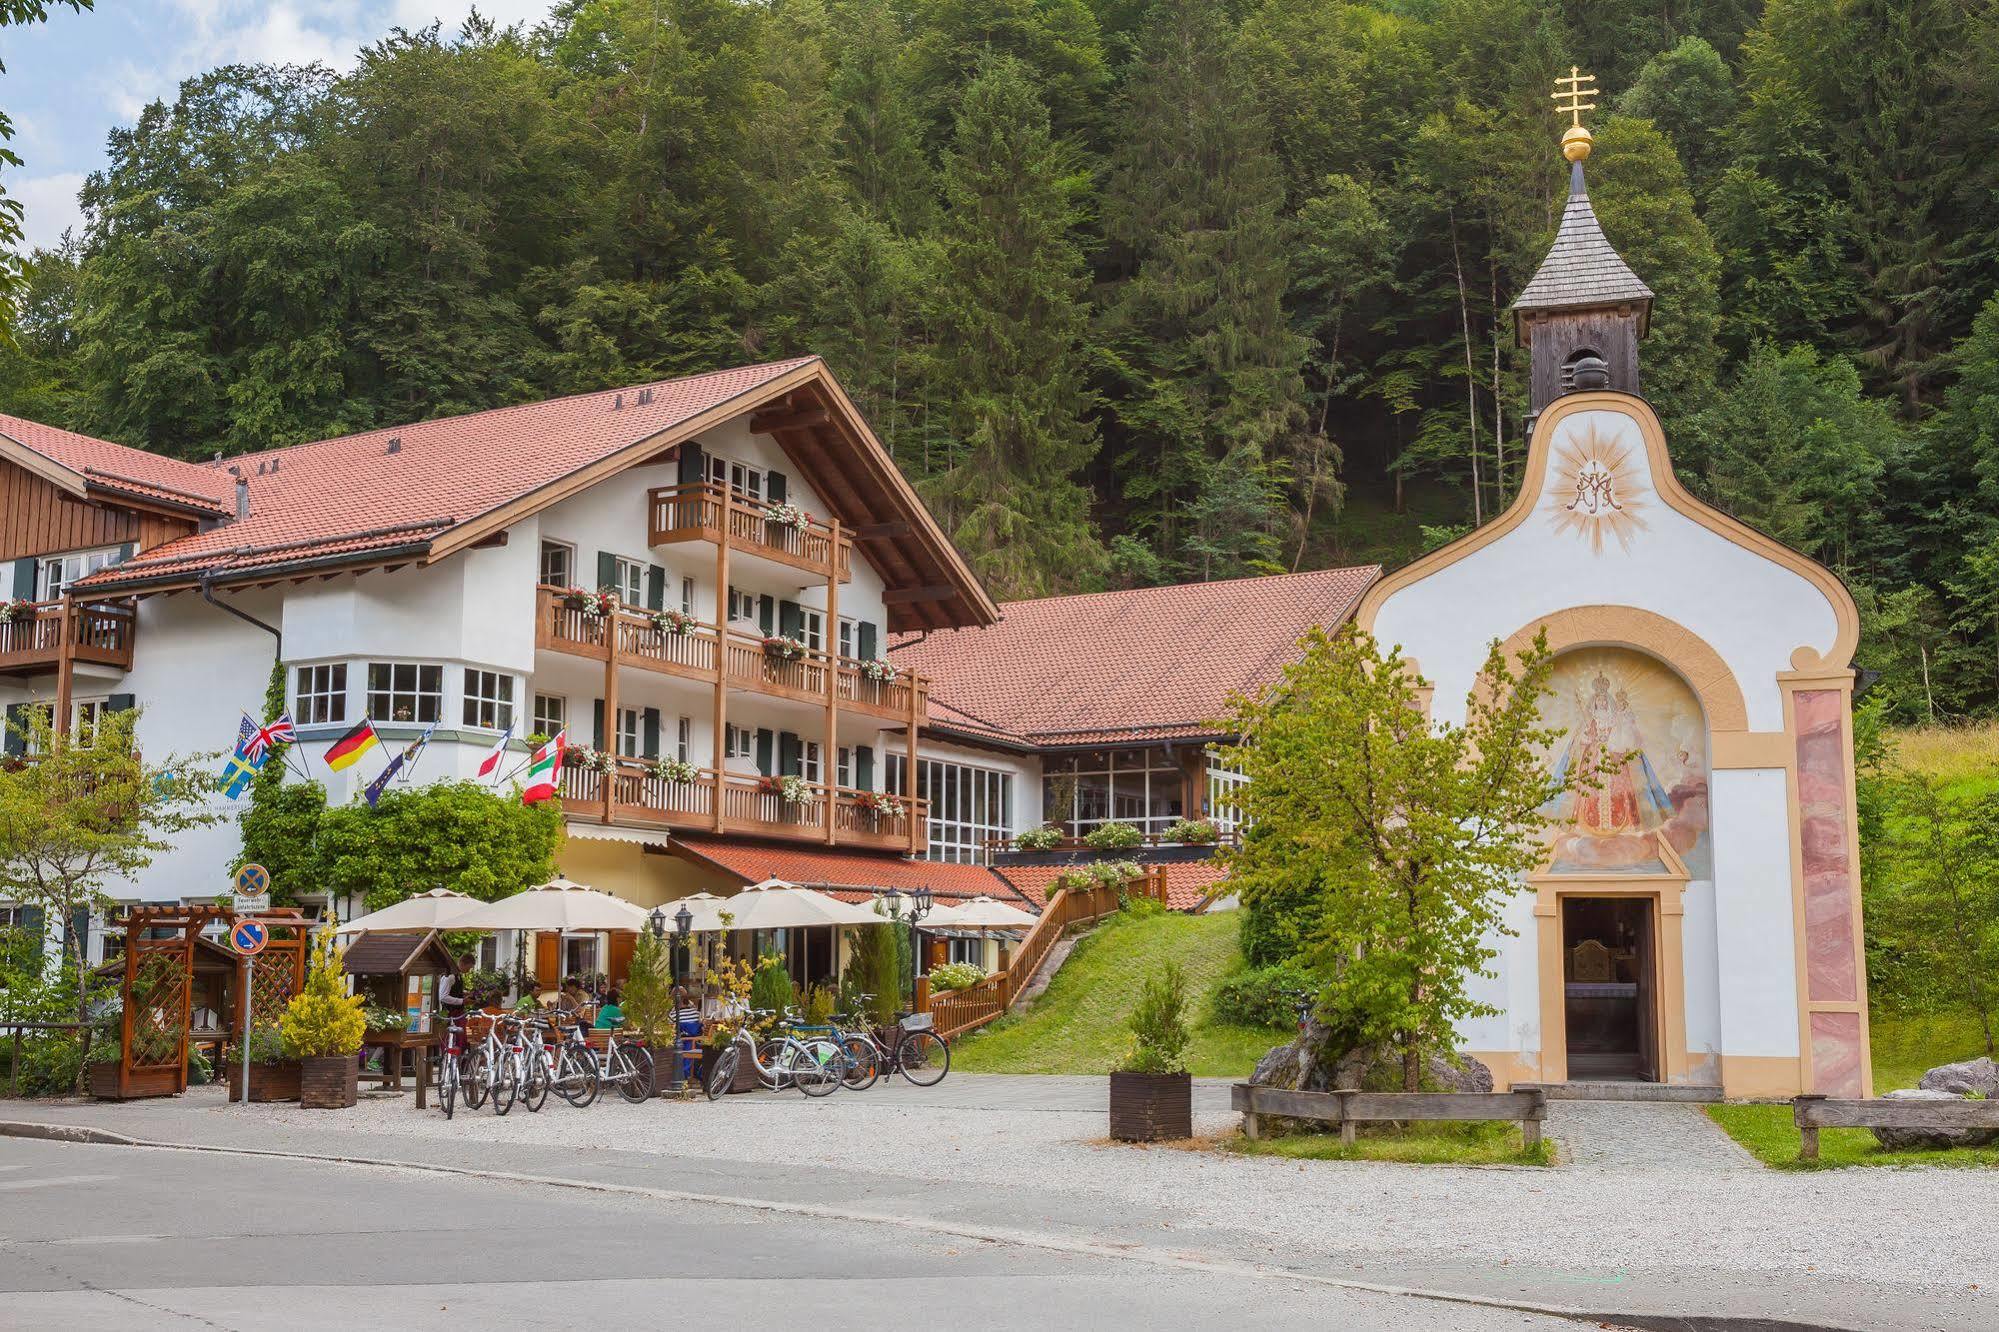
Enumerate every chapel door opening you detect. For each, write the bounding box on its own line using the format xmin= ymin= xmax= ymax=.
xmin=1560 ymin=897 xmax=1658 ymax=1082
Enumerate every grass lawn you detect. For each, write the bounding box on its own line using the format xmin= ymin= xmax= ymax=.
xmin=1887 ymin=721 xmax=1999 ymax=795
xmin=1222 ymin=1120 xmax=1553 ymax=1167
xmin=1705 ymin=1009 xmax=1997 ymax=1169
xmin=951 ymin=908 xmax=1289 ymax=1077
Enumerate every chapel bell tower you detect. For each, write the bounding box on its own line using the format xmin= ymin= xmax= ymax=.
xmin=1513 ymin=68 xmax=1654 ymax=431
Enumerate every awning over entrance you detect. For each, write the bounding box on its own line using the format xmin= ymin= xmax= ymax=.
xmin=668 ymin=836 xmax=1038 ymax=911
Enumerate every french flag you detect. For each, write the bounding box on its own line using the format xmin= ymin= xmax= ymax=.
xmin=476 ymin=722 xmax=513 ymax=780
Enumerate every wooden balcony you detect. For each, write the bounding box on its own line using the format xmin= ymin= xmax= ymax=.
xmin=560 ymin=759 xmax=927 ymax=854
xmin=536 ymin=586 xmax=925 ymax=721
xmin=0 ymin=600 xmax=136 ymax=677
xmin=647 ymin=482 xmax=852 ymax=582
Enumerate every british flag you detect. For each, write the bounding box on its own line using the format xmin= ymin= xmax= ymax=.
xmin=243 ymin=712 xmax=297 ymax=759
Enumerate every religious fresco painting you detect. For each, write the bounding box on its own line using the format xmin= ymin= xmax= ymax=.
xmin=1544 ymin=421 xmax=1650 ymax=553
xmin=1538 ymin=647 xmax=1711 ymax=878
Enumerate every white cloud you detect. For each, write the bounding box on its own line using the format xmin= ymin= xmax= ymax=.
xmin=11 ymin=173 xmax=89 ymax=254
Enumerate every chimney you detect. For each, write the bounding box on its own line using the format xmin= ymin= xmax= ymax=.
xmin=386 ymin=436 xmax=402 ymax=455
xmin=235 ymin=476 xmax=250 ymax=520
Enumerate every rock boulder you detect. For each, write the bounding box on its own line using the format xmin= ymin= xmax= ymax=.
xmin=1918 ymin=1056 xmax=1999 ymax=1100
xmin=1868 ymin=1087 xmax=1999 ymax=1152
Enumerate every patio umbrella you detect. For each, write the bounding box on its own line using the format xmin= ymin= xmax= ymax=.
xmin=334 ymin=887 xmax=476 ymax=935
xmin=713 ymin=879 xmax=883 ymax=930
xmin=667 ymin=892 xmax=734 ymax=933
xmin=924 ymin=895 xmax=1039 ymax=930
xmin=450 ymin=876 xmax=652 ymax=933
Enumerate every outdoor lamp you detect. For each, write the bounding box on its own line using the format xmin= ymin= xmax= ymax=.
xmin=673 ymin=903 xmax=693 ymax=939
xmin=883 ymin=889 xmax=906 ymax=919
xmin=647 ymin=906 xmax=666 ymax=940
xmin=911 ymin=888 xmax=933 ymax=920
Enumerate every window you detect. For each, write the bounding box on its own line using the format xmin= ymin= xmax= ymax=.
xmin=723 ymin=724 xmax=755 ymax=761
xmin=838 ymin=617 xmax=858 ymax=661
xmin=707 ymin=454 xmax=764 ymax=503
xmin=1206 ymin=750 xmax=1248 ymax=836
xmin=797 ymin=608 xmax=823 ymax=652
xmin=836 ymin=746 xmax=853 ymax=789
xmin=38 ymin=548 xmax=120 ymax=601
xmin=609 ymin=556 xmax=645 ymax=605
xmin=462 ymin=669 xmax=515 ymax=731
xmin=947 ymin=937 xmax=986 ymax=966
xmin=533 ymin=693 xmax=567 ymax=739
xmin=539 ymin=540 xmax=574 ymax=589
xmin=562 ymin=934 xmax=600 ymax=979
xmin=294 ymin=664 xmax=347 ymax=726
xmin=676 ymin=715 xmax=692 ymax=763
xmin=726 ymin=586 xmax=758 ymax=626
xmin=616 ymin=707 xmax=643 ymax=758
xmin=71 ymin=699 xmax=107 ymax=745
xmin=680 ymin=576 xmax=696 ymax=616
xmin=888 ymin=756 xmax=1014 ymax=864
xmin=477 ymin=935 xmax=499 ymax=971
xmin=798 ymin=740 xmax=822 ymax=784
xmin=1041 ymin=748 xmax=1186 ymax=836
xmin=366 ymin=663 xmax=442 ymax=724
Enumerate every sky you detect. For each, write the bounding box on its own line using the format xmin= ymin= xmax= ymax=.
xmin=2 ymin=0 xmax=559 ymax=254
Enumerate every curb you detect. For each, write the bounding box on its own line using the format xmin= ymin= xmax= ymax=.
xmin=0 ymin=1118 xmax=1859 ymax=1332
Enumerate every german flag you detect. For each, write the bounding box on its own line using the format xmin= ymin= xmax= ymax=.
xmin=324 ymin=718 xmax=380 ymax=772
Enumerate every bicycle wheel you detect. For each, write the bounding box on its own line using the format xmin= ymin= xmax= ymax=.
xmin=896 ymin=1030 xmax=950 ymax=1086
xmin=464 ymin=1048 xmax=491 ymax=1109
xmin=795 ymin=1039 xmax=843 ymax=1098
xmin=564 ymin=1044 xmax=602 ymax=1108
xmin=758 ymin=1038 xmax=791 ymax=1091
xmin=519 ymin=1052 xmax=550 ymax=1113
xmin=838 ymin=1035 xmax=880 ymax=1091
xmin=617 ymin=1046 xmax=655 ymax=1103
xmin=705 ymin=1045 xmax=740 ymax=1101
xmin=441 ymin=1061 xmax=457 ymax=1120
xmin=491 ymin=1058 xmax=516 ymax=1116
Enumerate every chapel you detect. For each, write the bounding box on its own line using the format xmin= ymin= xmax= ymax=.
xmin=1357 ymin=80 xmax=1870 ymax=1098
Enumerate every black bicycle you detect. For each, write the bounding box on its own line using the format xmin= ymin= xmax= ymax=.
xmin=827 ymin=999 xmax=950 ymax=1090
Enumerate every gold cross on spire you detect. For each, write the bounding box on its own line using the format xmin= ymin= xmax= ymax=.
xmin=1551 ymin=66 xmax=1598 ymax=163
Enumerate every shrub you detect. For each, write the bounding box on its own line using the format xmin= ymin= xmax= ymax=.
xmin=1082 ymin=821 xmax=1144 ymax=850
xmin=1052 ymin=859 xmax=1143 ymax=896
xmin=462 ymin=967 xmax=509 ymax=1009
xmin=621 ymin=932 xmax=677 ymax=1050
xmin=1210 ymin=961 xmax=1317 ymax=1028
xmin=1163 ymin=817 xmax=1218 ymax=845
xmin=1121 ymin=961 xmax=1190 ymax=1075
xmin=1014 ymin=825 xmax=1064 ymax=850
xmin=803 ymin=983 xmax=837 ymax=1024
xmin=361 ymin=1001 xmax=409 ymax=1032
xmin=278 ymin=928 xmax=366 ymax=1059
xmin=929 ymin=961 xmax=988 ymax=992
xmin=748 ymin=953 xmax=797 ymax=1019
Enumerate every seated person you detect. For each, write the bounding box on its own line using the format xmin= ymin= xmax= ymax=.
xmin=593 ymin=988 xmax=625 ymax=1029
xmin=555 ymin=976 xmax=587 ymax=1013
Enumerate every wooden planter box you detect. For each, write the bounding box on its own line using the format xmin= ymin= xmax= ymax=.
xmin=1109 ymin=1071 xmax=1193 ymax=1142
xmin=300 ymin=1056 xmax=358 ymax=1109
xmin=700 ymin=1044 xmax=761 ymax=1094
xmin=228 ymin=1058 xmax=302 ymax=1103
xmin=86 ymin=1060 xmax=121 ymax=1099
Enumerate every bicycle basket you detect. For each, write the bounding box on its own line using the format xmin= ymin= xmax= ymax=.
xmin=898 ymin=1012 xmax=934 ymax=1033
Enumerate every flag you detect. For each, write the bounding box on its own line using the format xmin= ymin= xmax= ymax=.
xmin=243 ymin=712 xmax=296 ymax=760
xmin=220 ymin=718 xmax=267 ymax=799
xmin=522 ymin=729 xmax=565 ymax=804
xmin=476 ymin=721 xmax=513 ymax=780
xmin=397 ymin=720 xmax=438 ymax=782
xmin=363 ymin=750 xmax=405 ymax=809
xmin=324 ymin=718 xmax=379 ymax=772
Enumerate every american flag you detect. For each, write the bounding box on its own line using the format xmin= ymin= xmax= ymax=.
xmin=243 ymin=712 xmax=297 ymax=759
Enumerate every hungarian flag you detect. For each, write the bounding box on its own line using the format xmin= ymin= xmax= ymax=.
xmin=476 ymin=722 xmax=513 ymax=780
xmin=522 ymin=729 xmax=565 ymax=804
xmin=324 ymin=718 xmax=379 ymax=772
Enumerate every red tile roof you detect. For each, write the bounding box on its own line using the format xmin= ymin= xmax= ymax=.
xmin=993 ymin=860 xmax=1228 ymax=912
xmin=66 ymin=360 xmax=818 ymax=591
xmin=893 ymin=566 xmax=1380 ymax=745
xmin=669 ymin=836 xmax=1037 ymax=908
xmin=0 ymin=415 xmax=233 ymax=513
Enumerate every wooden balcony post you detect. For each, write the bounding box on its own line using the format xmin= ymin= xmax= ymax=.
xmin=904 ymin=662 xmax=921 ymax=854
xmin=601 ymin=611 xmax=618 ymax=825
xmin=711 ymin=483 xmax=731 ymax=832
xmin=52 ymin=596 xmax=76 ymax=738
xmin=824 ymin=518 xmax=840 ymax=846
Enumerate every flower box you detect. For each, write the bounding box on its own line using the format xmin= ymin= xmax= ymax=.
xmin=1108 ymin=1071 xmax=1192 ymax=1142
xmin=649 ymin=757 xmax=700 ymax=785
xmin=228 ymin=1058 xmax=302 ymax=1103
xmin=300 ymin=1055 xmax=359 ymax=1109
xmin=857 ymin=657 xmax=898 ymax=685
xmin=0 ymin=599 xmax=33 ymax=625
xmin=651 ymin=609 xmax=696 ymax=636
xmin=762 ymin=635 xmax=807 ymax=662
xmin=762 ymin=502 xmax=809 ymax=532
xmin=561 ymin=587 xmax=618 ymax=617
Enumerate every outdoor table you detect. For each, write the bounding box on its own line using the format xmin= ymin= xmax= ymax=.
xmin=361 ymin=1029 xmax=436 ymax=1109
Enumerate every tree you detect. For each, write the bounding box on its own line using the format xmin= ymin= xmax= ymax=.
xmin=1615 ymin=36 xmax=1735 ymax=199
xmin=0 ymin=709 xmax=221 ymax=1048
xmin=307 ymin=781 xmax=563 ymax=912
xmin=1218 ymin=625 xmax=1573 ymax=1091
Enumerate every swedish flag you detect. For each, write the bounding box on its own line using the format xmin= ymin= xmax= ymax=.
xmin=220 ymin=717 xmax=267 ymax=799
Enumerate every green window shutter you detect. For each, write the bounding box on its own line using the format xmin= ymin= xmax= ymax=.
xmin=642 ymin=708 xmax=660 ymax=760
xmin=10 ymin=557 xmax=37 ymax=600
xmin=757 ymin=596 xmax=775 ymax=636
xmin=595 ymin=551 xmax=617 ymax=592
xmin=778 ymin=731 xmax=801 ymax=776
xmin=18 ymin=906 xmax=43 ymax=946
xmin=678 ymin=441 xmax=706 ymax=486
xmin=106 ymin=693 xmax=135 ymax=714
xmin=592 ymin=699 xmax=606 ymax=750
xmin=646 ymin=565 xmax=666 ymax=611
xmin=857 ymin=622 xmax=878 ymax=661
xmin=69 ymin=908 xmax=90 ymax=960
xmin=778 ymin=600 xmax=801 ymax=639
xmin=766 ymin=471 xmax=787 ymax=503
xmin=3 ymin=704 xmax=24 ymax=757
xmin=755 ymin=728 xmax=774 ymax=775
xmin=856 ymin=745 xmax=874 ymax=790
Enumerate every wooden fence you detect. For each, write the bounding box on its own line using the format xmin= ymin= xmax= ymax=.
xmin=1230 ymin=1083 xmax=1548 ymax=1148
xmin=1792 ymin=1093 xmax=1999 ymax=1161
xmin=920 ymin=867 xmax=1163 ymax=1040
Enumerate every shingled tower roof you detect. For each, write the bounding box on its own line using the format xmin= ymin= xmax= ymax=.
xmin=1512 ymin=159 xmax=1654 ymax=332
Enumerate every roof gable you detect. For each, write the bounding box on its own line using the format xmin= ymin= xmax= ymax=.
xmin=0 ymin=416 xmax=233 ymax=516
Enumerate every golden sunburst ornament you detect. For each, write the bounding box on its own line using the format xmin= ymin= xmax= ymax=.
xmin=1546 ymin=422 xmax=1648 ymax=553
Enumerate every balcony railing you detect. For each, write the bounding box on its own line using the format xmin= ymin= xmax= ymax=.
xmin=558 ymin=757 xmax=927 ymax=853
xmin=536 ymin=586 xmax=923 ymax=720
xmin=0 ymin=600 xmax=136 ymax=677
xmin=647 ymin=482 xmax=852 ymax=582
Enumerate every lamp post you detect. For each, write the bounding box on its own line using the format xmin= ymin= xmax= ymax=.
xmin=646 ymin=907 xmax=671 ymax=1093
xmin=671 ymin=903 xmax=692 ymax=1092
xmin=902 ymin=888 xmax=933 ymax=1014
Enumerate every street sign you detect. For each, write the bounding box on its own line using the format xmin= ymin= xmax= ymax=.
xmin=232 ymin=864 xmax=271 ymax=913
xmin=230 ymin=918 xmax=269 ymax=957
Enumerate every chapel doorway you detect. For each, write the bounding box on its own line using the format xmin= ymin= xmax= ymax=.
xmin=1560 ymin=896 xmax=1658 ymax=1081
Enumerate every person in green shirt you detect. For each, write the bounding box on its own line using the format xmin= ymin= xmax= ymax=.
xmin=593 ymin=988 xmax=625 ymax=1030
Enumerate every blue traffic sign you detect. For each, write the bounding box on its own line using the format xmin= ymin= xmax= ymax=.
xmin=231 ymin=919 xmax=269 ymax=957
xmin=234 ymin=864 xmax=270 ymax=896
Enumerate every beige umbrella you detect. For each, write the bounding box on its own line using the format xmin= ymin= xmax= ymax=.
xmin=925 ymin=894 xmax=1039 ymax=930
xmin=450 ymin=876 xmax=652 ymax=932
xmin=658 ymin=892 xmax=733 ymax=934
xmin=335 ymin=887 xmax=476 ymax=935
xmin=714 ymin=879 xmax=883 ymax=930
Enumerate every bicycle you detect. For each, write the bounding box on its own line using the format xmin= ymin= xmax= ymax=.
xmin=830 ymin=996 xmax=951 ymax=1089
xmin=574 ymin=1018 xmax=655 ymax=1104
xmin=703 ymin=1010 xmax=844 ymax=1100
xmin=538 ymin=1016 xmax=603 ymax=1107
xmin=437 ymin=1015 xmax=467 ymax=1119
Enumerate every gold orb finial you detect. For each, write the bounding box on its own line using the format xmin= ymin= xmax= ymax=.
xmin=1551 ymin=66 xmax=1599 ymax=161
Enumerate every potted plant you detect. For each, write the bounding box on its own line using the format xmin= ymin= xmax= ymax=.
xmin=279 ymin=925 xmax=368 ymax=1109
xmin=1083 ymin=820 xmax=1145 ymax=850
xmin=649 ymin=756 xmax=700 ymax=785
xmin=650 ymin=608 xmax=697 ymax=636
xmin=361 ymin=1001 xmax=410 ymax=1038
xmin=1014 ymin=824 xmax=1064 ymax=851
xmin=762 ymin=634 xmax=807 ymax=662
xmin=859 ymin=790 xmax=903 ymax=823
xmin=1163 ymin=817 xmax=1219 ymax=845
xmin=928 ymin=961 xmax=987 ymax=993
xmin=231 ymin=1027 xmax=301 ymax=1103
xmin=1109 ymin=961 xmax=1192 ymax=1142
xmin=857 ymin=656 xmax=897 ymax=688
xmin=762 ymin=501 xmax=809 ymax=533
xmin=620 ymin=931 xmax=676 ymax=1097
xmin=0 ymin=598 xmax=33 ymax=624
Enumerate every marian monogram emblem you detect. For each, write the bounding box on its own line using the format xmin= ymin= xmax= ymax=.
xmin=1547 ymin=423 xmax=1648 ymax=553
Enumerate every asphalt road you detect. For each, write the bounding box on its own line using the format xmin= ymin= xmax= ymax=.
xmin=0 ymin=1136 xmax=1601 ymax=1331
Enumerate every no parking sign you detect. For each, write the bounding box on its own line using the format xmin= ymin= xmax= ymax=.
xmin=230 ymin=918 xmax=269 ymax=957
